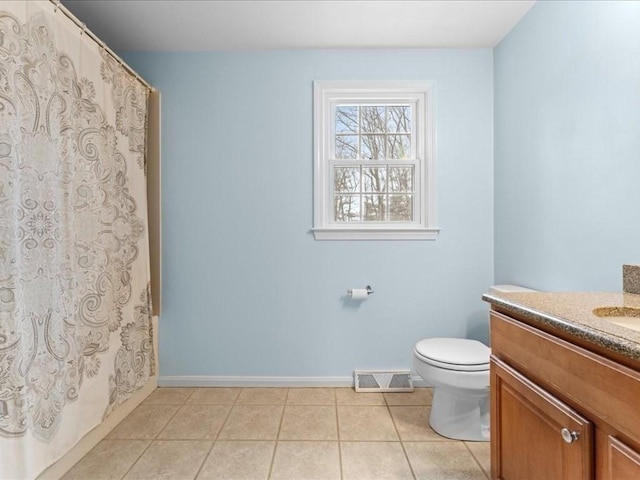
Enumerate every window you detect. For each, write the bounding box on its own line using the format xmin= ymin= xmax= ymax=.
xmin=313 ymin=81 xmax=438 ymax=240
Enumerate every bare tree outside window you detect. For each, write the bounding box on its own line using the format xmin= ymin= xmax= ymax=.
xmin=333 ymin=105 xmax=414 ymax=222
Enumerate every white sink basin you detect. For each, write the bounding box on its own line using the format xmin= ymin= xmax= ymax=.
xmin=593 ymin=306 xmax=640 ymax=332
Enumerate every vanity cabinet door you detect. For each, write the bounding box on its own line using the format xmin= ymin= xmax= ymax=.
xmin=604 ymin=436 xmax=640 ymax=480
xmin=491 ymin=357 xmax=594 ymax=480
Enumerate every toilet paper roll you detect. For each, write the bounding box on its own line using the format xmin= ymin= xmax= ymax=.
xmin=350 ymin=288 xmax=369 ymax=300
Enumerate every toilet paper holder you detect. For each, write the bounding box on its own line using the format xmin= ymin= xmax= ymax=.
xmin=347 ymin=285 xmax=374 ymax=296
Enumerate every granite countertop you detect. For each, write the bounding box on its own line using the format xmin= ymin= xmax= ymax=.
xmin=482 ymin=291 xmax=640 ymax=363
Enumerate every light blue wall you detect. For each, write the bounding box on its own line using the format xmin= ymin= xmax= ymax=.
xmin=494 ymin=1 xmax=640 ymax=291
xmin=124 ymin=50 xmax=494 ymax=377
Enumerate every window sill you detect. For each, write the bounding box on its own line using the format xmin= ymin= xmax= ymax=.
xmin=312 ymin=227 xmax=440 ymax=241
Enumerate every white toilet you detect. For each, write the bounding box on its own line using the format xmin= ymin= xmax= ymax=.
xmin=413 ymin=284 xmax=536 ymax=441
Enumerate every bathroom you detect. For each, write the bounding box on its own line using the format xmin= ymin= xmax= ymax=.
xmin=2 ymin=0 xmax=640 ymax=478
xmin=124 ymin=0 xmax=638 ymax=401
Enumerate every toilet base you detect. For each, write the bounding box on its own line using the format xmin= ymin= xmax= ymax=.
xmin=429 ymin=387 xmax=490 ymax=442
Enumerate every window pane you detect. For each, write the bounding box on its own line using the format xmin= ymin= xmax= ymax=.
xmin=389 ymin=166 xmax=414 ymax=192
xmin=389 ymin=194 xmax=413 ymax=221
xmin=387 ymin=134 xmax=411 ymax=159
xmin=335 ymin=106 xmax=358 ymax=133
xmin=334 ymin=195 xmax=361 ymax=222
xmin=387 ymin=106 xmax=411 ymax=133
xmin=334 ymin=167 xmax=360 ymax=193
xmin=362 ymin=167 xmax=386 ymax=193
xmin=361 ymin=134 xmax=385 ymax=160
xmin=360 ymin=106 xmax=386 ymax=134
xmin=336 ymin=135 xmax=358 ymax=159
xmin=362 ymin=194 xmax=386 ymax=221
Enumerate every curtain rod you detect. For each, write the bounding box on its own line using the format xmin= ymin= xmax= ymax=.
xmin=49 ymin=0 xmax=154 ymax=92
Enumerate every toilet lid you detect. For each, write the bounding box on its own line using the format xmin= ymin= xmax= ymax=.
xmin=415 ymin=338 xmax=490 ymax=372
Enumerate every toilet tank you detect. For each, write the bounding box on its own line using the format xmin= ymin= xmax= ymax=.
xmin=489 ymin=284 xmax=537 ymax=294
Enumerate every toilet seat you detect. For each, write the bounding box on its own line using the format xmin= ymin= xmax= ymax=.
xmin=414 ymin=338 xmax=490 ymax=372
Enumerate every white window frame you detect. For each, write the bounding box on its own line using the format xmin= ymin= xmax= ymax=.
xmin=313 ymin=81 xmax=439 ymax=240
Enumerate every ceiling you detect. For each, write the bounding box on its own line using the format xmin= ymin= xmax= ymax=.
xmin=61 ymin=0 xmax=535 ymax=51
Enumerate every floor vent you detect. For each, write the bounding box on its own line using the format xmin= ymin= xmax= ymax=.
xmin=354 ymin=370 xmax=413 ymax=392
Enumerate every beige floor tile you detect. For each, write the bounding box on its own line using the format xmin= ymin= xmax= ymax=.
xmin=62 ymin=440 xmax=150 ymax=480
xmin=106 ymin=404 xmax=180 ymax=439
xmin=70 ymin=391 xmax=493 ymax=480
xmin=270 ymin=441 xmax=341 ymax=480
xmin=335 ymin=388 xmax=385 ymax=405
xmin=341 ymin=442 xmax=413 ymax=480
xmin=279 ymin=405 xmax=337 ymax=440
xmin=187 ymin=388 xmax=241 ymax=405
xmin=143 ymin=388 xmax=194 ymax=405
xmin=123 ymin=440 xmax=212 ymax=480
xmin=218 ymin=405 xmax=284 ymax=440
xmin=465 ymin=441 xmax=491 ymax=478
xmin=404 ymin=441 xmax=487 ymax=480
xmin=286 ymin=388 xmax=336 ymax=405
xmin=384 ymin=388 xmax=433 ymax=406
xmin=390 ymin=406 xmax=453 ymax=441
xmin=337 ymin=406 xmax=398 ymax=441
xmin=196 ymin=441 xmax=274 ymax=480
xmin=158 ymin=405 xmax=231 ymax=440
xmin=236 ymin=388 xmax=288 ymax=405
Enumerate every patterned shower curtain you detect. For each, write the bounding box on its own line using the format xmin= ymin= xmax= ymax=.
xmin=0 ymin=2 xmax=154 ymax=478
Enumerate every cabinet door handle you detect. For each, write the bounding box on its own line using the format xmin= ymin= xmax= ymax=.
xmin=561 ymin=427 xmax=580 ymax=444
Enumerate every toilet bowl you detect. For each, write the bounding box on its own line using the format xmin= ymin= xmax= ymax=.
xmin=413 ymin=337 xmax=491 ymax=441
xmin=413 ymin=284 xmax=537 ymax=441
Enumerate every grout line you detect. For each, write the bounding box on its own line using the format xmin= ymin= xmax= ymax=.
xmin=266 ymin=388 xmax=289 ymax=479
xmin=101 ymin=388 xmax=151 ymax=479
xmin=463 ymin=441 xmax=491 ymax=480
xmin=115 ymin=442 xmax=150 ymax=480
xmin=191 ymin=398 xmax=237 ymax=479
xmin=156 ymin=390 xmax=203 ymax=479
xmin=387 ymin=402 xmax=417 ymax=480
xmin=183 ymin=387 xmax=196 ymax=403
xmin=112 ymin=439 xmax=153 ymax=480
xmin=185 ymin=441 xmax=213 ymax=480
xmin=216 ymin=388 xmax=241 ymax=438
xmin=116 ymin=391 xmax=186 ymax=479
xmin=154 ymin=397 xmax=188 ymax=439
xmin=335 ymin=388 xmax=344 ymax=480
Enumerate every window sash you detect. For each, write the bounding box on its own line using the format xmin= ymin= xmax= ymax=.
xmin=329 ymin=160 xmax=419 ymax=224
xmin=331 ymin=102 xmax=417 ymax=160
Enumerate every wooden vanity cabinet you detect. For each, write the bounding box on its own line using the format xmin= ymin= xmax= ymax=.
xmin=605 ymin=435 xmax=640 ymax=479
xmin=490 ymin=310 xmax=640 ymax=480
xmin=491 ymin=357 xmax=593 ymax=479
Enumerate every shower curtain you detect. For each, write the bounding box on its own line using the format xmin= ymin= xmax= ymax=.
xmin=0 ymin=2 xmax=154 ymax=478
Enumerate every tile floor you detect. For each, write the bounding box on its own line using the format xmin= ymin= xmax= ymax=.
xmin=63 ymin=387 xmax=490 ymax=480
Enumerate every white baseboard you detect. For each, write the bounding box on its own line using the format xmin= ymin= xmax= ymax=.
xmin=158 ymin=375 xmax=430 ymax=388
